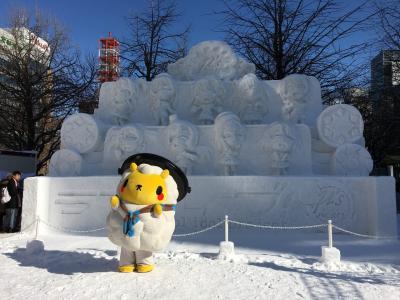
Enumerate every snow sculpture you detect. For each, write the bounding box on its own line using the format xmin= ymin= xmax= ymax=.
xmin=32 ymin=40 xmax=398 ymax=243
xmin=61 ymin=113 xmax=103 ymax=153
xmin=49 ymin=149 xmax=82 ymax=176
xmin=317 ymin=104 xmax=364 ymax=147
xmin=262 ymin=122 xmax=295 ymax=175
xmin=333 ymin=143 xmax=373 ymax=176
xmin=192 ymin=78 xmax=225 ymax=125
xmin=237 ymin=73 xmax=268 ymax=124
xmin=103 ymin=125 xmax=145 ymax=166
xmin=280 ymin=74 xmax=310 ymax=123
xmin=214 ymin=112 xmax=245 ymax=175
xmin=49 ymin=40 xmax=373 ymax=178
xmin=149 ymin=73 xmax=175 ymax=125
xmin=98 ymin=78 xmax=137 ymax=125
xmin=167 ymin=115 xmax=199 ymax=174
xmin=168 ymin=41 xmax=255 ymax=81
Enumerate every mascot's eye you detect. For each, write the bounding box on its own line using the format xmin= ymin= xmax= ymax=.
xmin=136 ymin=184 xmax=142 ymax=191
xmin=156 ymin=186 xmax=163 ymax=195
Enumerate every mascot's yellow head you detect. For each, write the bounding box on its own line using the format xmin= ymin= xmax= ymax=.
xmin=119 ymin=163 xmax=169 ymax=205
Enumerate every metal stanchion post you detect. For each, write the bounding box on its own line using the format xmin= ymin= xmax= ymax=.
xmin=321 ymin=219 xmax=340 ymax=263
xmin=328 ymin=219 xmax=333 ymax=248
xmin=225 ymin=215 xmax=229 ymax=242
xmin=35 ymin=216 xmax=39 ymax=240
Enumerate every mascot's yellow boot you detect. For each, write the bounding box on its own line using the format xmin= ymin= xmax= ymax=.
xmin=118 ymin=265 xmax=135 ymax=273
xmin=136 ymin=264 xmax=154 ymax=273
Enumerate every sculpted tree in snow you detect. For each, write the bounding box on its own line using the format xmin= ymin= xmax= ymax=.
xmin=218 ymin=0 xmax=374 ymax=103
xmin=122 ymin=0 xmax=190 ymax=81
xmin=0 ymin=10 xmax=97 ymax=173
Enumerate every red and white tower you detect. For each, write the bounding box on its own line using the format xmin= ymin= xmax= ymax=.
xmin=98 ymin=32 xmax=120 ymax=83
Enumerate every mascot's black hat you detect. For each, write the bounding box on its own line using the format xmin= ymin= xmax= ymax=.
xmin=118 ymin=153 xmax=191 ymax=202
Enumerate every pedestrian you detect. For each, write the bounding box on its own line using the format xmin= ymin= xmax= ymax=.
xmin=0 ymin=177 xmax=8 ymax=232
xmin=3 ymin=171 xmax=22 ymax=233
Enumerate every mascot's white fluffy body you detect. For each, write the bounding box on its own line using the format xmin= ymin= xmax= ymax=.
xmin=106 ymin=163 xmax=179 ymax=272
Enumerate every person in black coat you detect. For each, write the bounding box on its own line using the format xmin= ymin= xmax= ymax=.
xmin=4 ymin=171 xmax=22 ymax=232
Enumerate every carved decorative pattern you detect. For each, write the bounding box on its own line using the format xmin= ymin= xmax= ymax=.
xmin=317 ymin=104 xmax=363 ymax=147
xmin=61 ymin=113 xmax=101 ymax=153
xmin=49 ymin=149 xmax=82 ymax=176
xmin=309 ymin=184 xmax=355 ymax=227
xmin=333 ymin=143 xmax=373 ymax=176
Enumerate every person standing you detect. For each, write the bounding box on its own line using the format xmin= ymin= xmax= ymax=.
xmin=4 ymin=171 xmax=22 ymax=233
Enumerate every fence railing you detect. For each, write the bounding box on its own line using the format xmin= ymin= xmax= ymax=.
xmin=1 ymin=215 xmax=399 ymax=246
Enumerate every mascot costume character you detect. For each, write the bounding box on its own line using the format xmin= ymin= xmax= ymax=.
xmin=107 ymin=153 xmax=191 ymax=273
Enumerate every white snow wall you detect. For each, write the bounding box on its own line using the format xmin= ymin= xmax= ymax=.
xmin=22 ymin=176 xmax=397 ymax=236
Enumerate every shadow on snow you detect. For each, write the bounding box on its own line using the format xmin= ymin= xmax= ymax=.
xmin=6 ymin=248 xmax=118 ymax=275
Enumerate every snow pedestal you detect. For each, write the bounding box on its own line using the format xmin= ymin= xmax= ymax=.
xmin=320 ymin=246 xmax=341 ymax=264
xmin=218 ymin=241 xmax=235 ymax=260
xmin=26 ymin=239 xmax=45 ymax=255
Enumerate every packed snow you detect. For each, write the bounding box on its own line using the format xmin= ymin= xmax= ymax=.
xmin=1 ymin=222 xmax=400 ymax=300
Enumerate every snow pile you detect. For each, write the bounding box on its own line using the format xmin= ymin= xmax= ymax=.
xmin=217 ymin=241 xmax=235 ymax=260
xmin=168 ymin=41 xmax=255 ymax=81
xmin=320 ymin=246 xmax=341 ymax=264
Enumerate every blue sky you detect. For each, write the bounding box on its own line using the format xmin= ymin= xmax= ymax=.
xmin=0 ymin=0 xmax=378 ymax=63
xmin=0 ymin=0 xmax=226 ymax=56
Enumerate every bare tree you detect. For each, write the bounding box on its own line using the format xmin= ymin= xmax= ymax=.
xmin=121 ymin=0 xmax=190 ymax=81
xmin=0 ymin=10 xmax=97 ymax=174
xmin=376 ymin=0 xmax=400 ymax=49
xmin=218 ymin=0 xmax=375 ymax=103
xmin=361 ymin=89 xmax=399 ymax=168
xmin=360 ymin=1 xmax=400 ymax=171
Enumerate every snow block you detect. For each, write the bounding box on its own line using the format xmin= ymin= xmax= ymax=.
xmin=22 ymin=176 xmax=398 ymax=236
xmin=26 ymin=239 xmax=45 ymax=255
xmin=321 ymin=246 xmax=340 ymax=263
xmin=218 ymin=241 xmax=235 ymax=260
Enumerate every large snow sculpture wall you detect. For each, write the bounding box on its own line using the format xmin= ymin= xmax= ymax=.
xmin=49 ymin=40 xmax=370 ymax=177
xmin=22 ymin=175 xmax=398 ymax=236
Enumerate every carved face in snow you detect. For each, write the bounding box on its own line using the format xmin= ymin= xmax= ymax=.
xmin=119 ymin=163 xmax=169 ymax=205
xmin=168 ymin=118 xmax=199 ymax=154
xmin=150 ymin=74 xmax=175 ymax=104
xmin=118 ymin=127 xmax=143 ymax=153
xmin=222 ymin=123 xmax=243 ymax=150
xmin=242 ymin=96 xmax=266 ymax=124
xmin=215 ymin=113 xmax=245 ymax=154
xmin=170 ymin=126 xmax=191 ymax=152
xmin=281 ymin=75 xmax=309 ymax=104
xmin=238 ymin=74 xmax=268 ymax=123
xmin=265 ymin=123 xmax=295 ymax=169
xmin=99 ymin=79 xmax=137 ymax=124
xmin=194 ymin=79 xmax=223 ymax=106
xmin=113 ymin=88 xmax=135 ymax=115
xmin=104 ymin=126 xmax=144 ymax=163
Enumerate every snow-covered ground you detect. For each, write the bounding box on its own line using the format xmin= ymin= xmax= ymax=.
xmin=1 ymin=221 xmax=400 ymax=300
